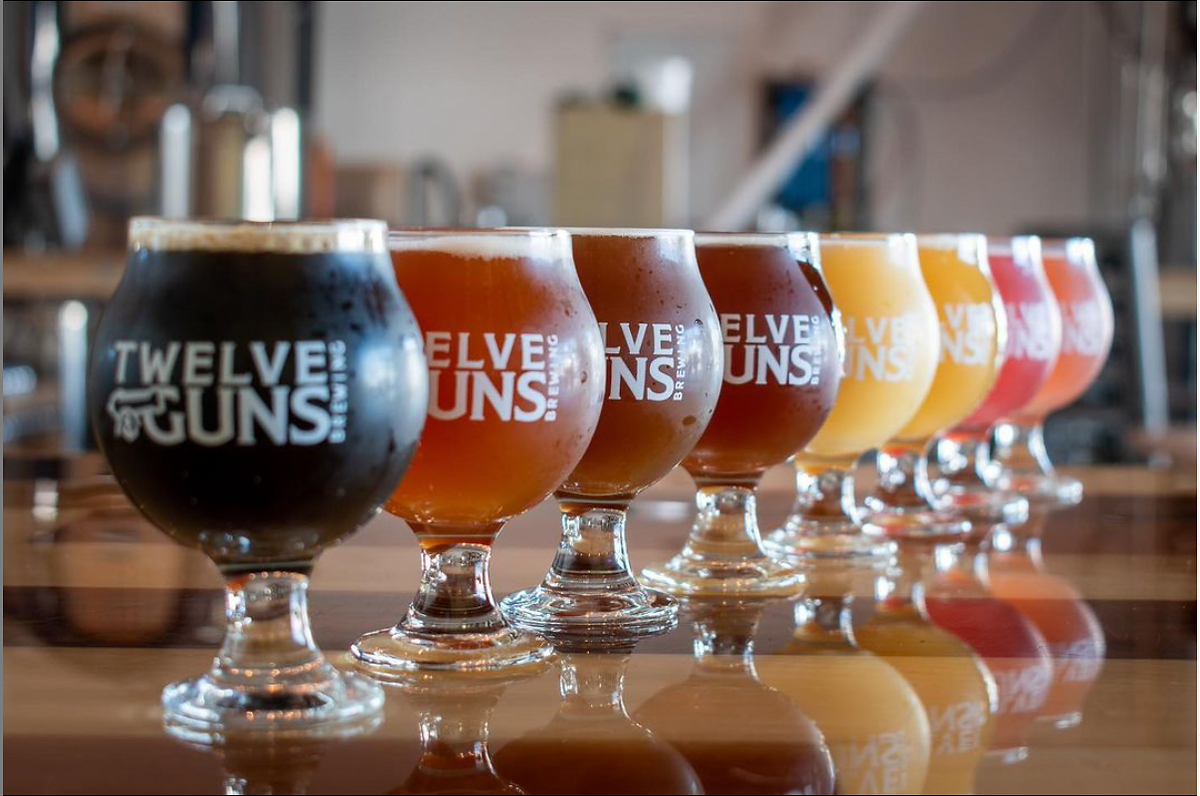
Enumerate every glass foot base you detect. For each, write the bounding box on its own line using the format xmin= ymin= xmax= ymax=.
xmin=763 ymin=521 xmax=897 ymax=563
xmin=162 ymin=663 xmax=384 ymax=745
xmin=640 ymin=554 xmax=804 ymax=598
xmin=500 ymin=585 xmax=678 ymax=640
xmin=1037 ymin=710 xmax=1083 ymax=730
xmin=936 ymin=486 xmax=1030 ymax=529
xmin=351 ymin=624 xmax=555 ymax=677
xmin=995 ymin=473 xmax=1083 ymax=507
xmin=986 ymin=745 xmax=1031 ymax=766
xmin=861 ymin=507 xmax=971 ymax=543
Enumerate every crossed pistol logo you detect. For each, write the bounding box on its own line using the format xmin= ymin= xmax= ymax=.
xmin=106 ymin=386 xmax=179 ymax=442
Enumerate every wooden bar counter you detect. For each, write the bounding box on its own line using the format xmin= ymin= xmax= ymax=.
xmin=3 ymin=457 xmax=1195 ymax=794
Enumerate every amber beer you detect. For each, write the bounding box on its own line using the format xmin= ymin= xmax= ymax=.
xmin=642 ymin=233 xmax=842 ymax=597
xmin=559 ymin=231 xmax=723 ymax=500
xmin=683 ymin=237 xmax=840 ymax=478
xmin=353 ymin=229 xmax=605 ymax=674
xmin=384 ymin=233 xmax=604 ymax=539
xmin=502 ymin=229 xmax=723 ymax=638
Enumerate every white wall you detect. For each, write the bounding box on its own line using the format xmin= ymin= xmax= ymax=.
xmin=315 ymin=0 xmax=1123 ymax=232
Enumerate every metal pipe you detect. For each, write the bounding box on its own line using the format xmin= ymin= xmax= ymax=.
xmin=705 ymin=0 xmax=927 ymax=231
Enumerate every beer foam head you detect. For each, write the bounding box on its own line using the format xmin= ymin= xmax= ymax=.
xmin=694 ymin=232 xmax=819 ymax=264
xmin=1041 ymin=236 xmax=1095 ymax=263
xmin=566 ymin=228 xmax=697 ymax=266
xmin=819 ymin=232 xmax=912 ymax=244
xmin=915 ymin=233 xmax=988 ymax=268
xmin=388 ymin=228 xmax=571 ymax=261
xmin=566 ymin=227 xmax=693 ymax=240
xmin=987 ymin=234 xmax=1041 ymax=260
xmin=128 ymin=218 xmax=387 ymax=254
xmin=914 ymin=232 xmax=985 ymax=250
xmin=693 ymin=232 xmax=793 ymax=248
xmin=819 ymin=233 xmax=921 ymax=274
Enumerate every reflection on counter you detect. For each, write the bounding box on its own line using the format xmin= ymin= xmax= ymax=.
xmin=494 ymin=643 xmax=702 ymax=795
xmin=187 ymin=720 xmax=381 ymax=796
xmin=2 ymin=465 xmax=1166 ymax=795
xmin=987 ymin=515 xmax=1107 ymax=729
xmin=924 ymin=534 xmax=1054 ymax=762
xmin=391 ymin=669 xmax=547 ymax=795
xmin=757 ymin=561 xmax=931 ymax=795
xmin=851 ymin=546 xmax=996 ymax=795
xmin=633 ymin=599 xmax=835 ymax=795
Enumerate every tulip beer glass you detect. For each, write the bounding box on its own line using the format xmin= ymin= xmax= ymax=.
xmin=502 ymin=229 xmax=722 ymax=638
xmin=89 ymin=218 xmax=428 ymax=739
xmin=352 ymin=229 xmax=605 ymax=673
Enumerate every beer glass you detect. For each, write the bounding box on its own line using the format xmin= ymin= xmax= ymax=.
xmin=88 ymin=218 xmax=428 ymax=740
xmin=934 ymin=236 xmax=1060 ymax=522
xmin=991 ymin=238 xmax=1114 ymax=505
xmin=862 ymin=234 xmax=1007 ymax=538
xmin=642 ymin=233 xmax=841 ymax=597
xmin=352 ymin=229 xmax=605 ymax=674
xmin=766 ymin=233 xmax=938 ymax=560
xmin=502 ymin=229 xmax=723 ymax=638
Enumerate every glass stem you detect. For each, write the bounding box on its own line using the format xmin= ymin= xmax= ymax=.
xmin=220 ymin=742 xmax=324 ymax=796
xmin=408 ymin=690 xmax=502 ymax=784
xmin=681 ymin=482 xmax=772 ymax=566
xmin=787 ymin=457 xmax=861 ymax=530
xmin=400 ymin=542 xmax=505 ymax=637
xmin=925 ymin=538 xmax=989 ymax=599
xmin=988 ymin=521 xmax=1046 ymax=575
xmin=541 ymin=506 xmax=639 ymax=593
xmin=875 ymin=545 xmax=940 ymax=616
xmin=935 ymin=428 xmax=997 ymax=489
xmin=793 ymin=596 xmax=855 ymax=648
xmin=992 ymin=419 xmax=1054 ymax=477
xmin=212 ymin=571 xmax=330 ymax=690
xmin=869 ymin=439 xmax=938 ymax=511
xmin=419 ymin=708 xmax=493 ymax=769
xmin=558 ymin=652 xmax=630 ymax=717
xmin=691 ymin=601 xmax=761 ymax=677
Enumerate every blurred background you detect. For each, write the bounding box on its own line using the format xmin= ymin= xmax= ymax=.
xmin=2 ymin=0 xmax=1196 ymax=474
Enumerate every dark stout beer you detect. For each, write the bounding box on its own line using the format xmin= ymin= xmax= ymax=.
xmin=89 ymin=219 xmax=428 ymax=574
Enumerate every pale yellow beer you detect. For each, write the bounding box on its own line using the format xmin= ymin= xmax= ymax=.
xmin=803 ymin=234 xmax=939 ymax=460
xmin=768 ymin=233 xmax=940 ymax=560
xmin=862 ymin=234 xmax=1009 ymax=539
xmin=895 ymin=234 xmax=1005 ymax=442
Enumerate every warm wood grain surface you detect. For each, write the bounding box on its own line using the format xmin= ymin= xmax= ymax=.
xmin=3 ymin=458 xmax=1195 ymax=795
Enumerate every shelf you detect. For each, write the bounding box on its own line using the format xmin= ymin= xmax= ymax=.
xmin=3 ymin=250 xmax=126 ymax=302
